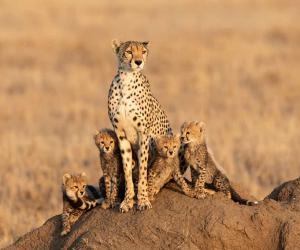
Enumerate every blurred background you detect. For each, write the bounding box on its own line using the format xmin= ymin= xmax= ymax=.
xmin=0 ymin=0 xmax=299 ymax=247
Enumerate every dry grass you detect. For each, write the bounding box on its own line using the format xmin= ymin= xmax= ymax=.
xmin=0 ymin=0 xmax=300 ymax=247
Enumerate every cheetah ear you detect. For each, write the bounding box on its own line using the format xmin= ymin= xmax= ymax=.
xmin=152 ymin=135 xmax=161 ymax=144
xmin=80 ymin=172 xmax=87 ymax=181
xmin=93 ymin=130 xmax=100 ymax=140
xmin=63 ymin=173 xmax=71 ymax=185
xmin=198 ymin=122 xmax=206 ymax=132
xmin=142 ymin=41 xmax=150 ymax=48
xmin=112 ymin=39 xmax=122 ymax=53
xmin=181 ymin=121 xmax=188 ymax=130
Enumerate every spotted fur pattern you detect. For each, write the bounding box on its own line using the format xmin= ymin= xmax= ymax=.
xmin=108 ymin=40 xmax=172 ymax=212
xmin=181 ymin=121 xmax=258 ymax=205
xmin=61 ymin=173 xmax=101 ymax=236
xmin=147 ymin=135 xmax=195 ymax=201
xmin=94 ymin=128 xmax=138 ymax=209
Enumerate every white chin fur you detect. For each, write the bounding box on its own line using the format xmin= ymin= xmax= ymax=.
xmin=66 ymin=190 xmax=77 ymax=201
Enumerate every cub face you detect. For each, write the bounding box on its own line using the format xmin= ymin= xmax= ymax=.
xmin=180 ymin=121 xmax=206 ymax=144
xmin=155 ymin=134 xmax=181 ymax=158
xmin=63 ymin=173 xmax=87 ymax=201
xmin=94 ymin=130 xmax=117 ymax=154
xmin=112 ymin=39 xmax=149 ymax=71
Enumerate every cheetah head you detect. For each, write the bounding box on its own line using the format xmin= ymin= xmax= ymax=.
xmin=112 ymin=39 xmax=149 ymax=72
xmin=180 ymin=121 xmax=206 ymax=144
xmin=94 ymin=129 xmax=117 ymax=154
xmin=62 ymin=172 xmax=87 ymax=201
xmin=154 ymin=134 xmax=181 ymax=158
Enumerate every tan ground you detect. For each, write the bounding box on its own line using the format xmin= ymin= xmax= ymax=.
xmin=0 ymin=0 xmax=299 ymax=247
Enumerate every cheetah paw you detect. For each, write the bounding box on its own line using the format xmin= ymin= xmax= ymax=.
xmin=137 ymin=199 xmax=152 ymax=211
xmin=61 ymin=230 xmax=69 ymax=236
xmin=195 ymin=192 xmax=206 ymax=199
xmin=119 ymin=199 xmax=134 ymax=213
xmin=204 ymin=188 xmax=216 ymax=196
xmin=101 ymin=200 xmax=111 ymax=210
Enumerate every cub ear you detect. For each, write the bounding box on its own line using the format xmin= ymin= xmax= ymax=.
xmin=142 ymin=41 xmax=150 ymax=48
xmin=198 ymin=122 xmax=206 ymax=132
xmin=152 ymin=135 xmax=162 ymax=145
xmin=181 ymin=121 xmax=188 ymax=131
xmin=93 ymin=130 xmax=100 ymax=140
xmin=112 ymin=39 xmax=122 ymax=53
xmin=63 ymin=173 xmax=71 ymax=185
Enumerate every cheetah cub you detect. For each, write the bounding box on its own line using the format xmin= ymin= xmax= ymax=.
xmin=94 ymin=129 xmax=139 ymax=209
xmin=181 ymin=121 xmax=258 ymax=205
xmin=61 ymin=173 xmax=101 ymax=236
xmin=94 ymin=129 xmax=125 ymax=209
xmin=148 ymin=134 xmax=195 ymax=201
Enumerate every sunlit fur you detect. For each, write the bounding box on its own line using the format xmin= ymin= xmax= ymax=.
xmin=180 ymin=121 xmax=258 ymax=205
xmin=62 ymin=173 xmax=87 ymax=202
xmin=94 ymin=129 xmax=128 ymax=209
xmin=94 ymin=129 xmax=118 ymax=155
xmin=148 ymin=134 xmax=195 ymax=201
xmin=180 ymin=121 xmax=206 ymax=145
xmin=155 ymin=134 xmax=181 ymax=158
xmin=112 ymin=39 xmax=149 ymax=71
xmin=61 ymin=173 xmax=99 ymax=236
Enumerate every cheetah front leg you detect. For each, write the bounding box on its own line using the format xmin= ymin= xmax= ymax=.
xmin=61 ymin=209 xmax=83 ymax=236
xmin=147 ymin=170 xmax=158 ymax=202
xmin=109 ymin=175 xmax=119 ymax=208
xmin=116 ymin=132 xmax=135 ymax=213
xmin=61 ymin=211 xmax=71 ymax=236
xmin=101 ymin=175 xmax=112 ymax=209
xmin=137 ymin=133 xmax=152 ymax=210
xmin=193 ymin=166 xmax=207 ymax=199
xmin=173 ymin=167 xmax=195 ymax=198
xmin=80 ymin=197 xmax=98 ymax=210
xmin=192 ymin=166 xmax=215 ymax=197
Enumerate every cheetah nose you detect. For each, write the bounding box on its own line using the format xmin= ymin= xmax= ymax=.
xmin=105 ymin=146 xmax=109 ymax=150
xmin=80 ymin=191 xmax=84 ymax=195
xmin=169 ymin=151 xmax=173 ymax=155
xmin=135 ymin=60 xmax=142 ymax=66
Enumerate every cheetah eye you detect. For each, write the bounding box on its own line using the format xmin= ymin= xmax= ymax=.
xmin=186 ymin=132 xmax=190 ymax=135
xmin=164 ymin=145 xmax=168 ymax=149
xmin=73 ymin=186 xmax=78 ymax=189
xmin=100 ymin=141 xmax=104 ymax=144
xmin=142 ymin=50 xmax=147 ymax=54
xmin=82 ymin=185 xmax=86 ymax=189
xmin=126 ymin=50 xmax=132 ymax=55
xmin=173 ymin=145 xmax=177 ymax=149
xmin=110 ymin=140 xmax=114 ymax=144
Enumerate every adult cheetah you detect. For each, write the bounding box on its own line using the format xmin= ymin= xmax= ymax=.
xmin=108 ymin=40 xmax=172 ymax=212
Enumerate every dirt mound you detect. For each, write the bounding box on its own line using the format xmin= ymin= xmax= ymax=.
xmin=6 ymin=179 xmax=300 ymax=250
xmin=266 ymin=177 xmax=300 ymax=207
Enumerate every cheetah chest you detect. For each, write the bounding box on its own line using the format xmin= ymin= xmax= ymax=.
xmin=111 ymin=74 xmax=146 ymax=145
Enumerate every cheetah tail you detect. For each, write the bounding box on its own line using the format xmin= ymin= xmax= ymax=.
xmin=229 ymin=186 xmax=259 ymax=206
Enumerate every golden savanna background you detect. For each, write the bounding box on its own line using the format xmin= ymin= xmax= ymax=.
xmin=0 ymin=0 xmax=299 ymax=247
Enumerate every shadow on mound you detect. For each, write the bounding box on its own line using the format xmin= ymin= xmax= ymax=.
xmin=6 ymin=178 xmax=300 ymax=250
